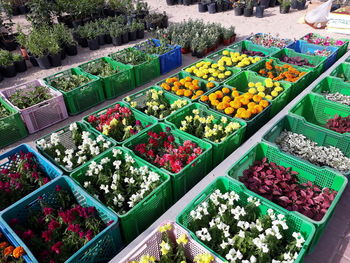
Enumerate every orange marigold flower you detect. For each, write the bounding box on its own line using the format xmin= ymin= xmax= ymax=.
xmin=184 ymin=90 xmax=193 ymax=97
xmin=200 ymin=95 xmax=209 ymax=102
xmin=208 ymin=93 xmax=218 ymax=101
xmin=4 ymin=246 xmax=15 ymax=256
xmin=224 ymin=107 xmax=234 ymax=115
xmin=206 ymin=82 xmax=215 ymax=89
xmin=215 ymin=90 xmax=224 ymax=99
xmin=259 ymin=100 xmax=269 ymax=108
xmin=0 ymin=242 xmax=8 ymax=249
xmin=12 ymin=247 xmax=25 ymax=259
xmin=185 ymin=76 xmax=192 ymax=82
xmin=176 ymin=89 xmax=184 ymax=96
xmin=222 ymin=87 xmax=230 ymax=94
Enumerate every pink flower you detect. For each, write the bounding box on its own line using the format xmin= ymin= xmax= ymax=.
xmin=43 ymin=207 xmax=54 ymax=216
xmin=42 ymin=230 xmax=53 ymax=242
xmin=67 ymin=223 xmax=81 ymax=233
xmin=22 ymin=229 xmax=35 ymax=240
xmin=48 ymin=220 xmax=60 ymax=231
xmin=51 ymin=241 xmax=63 ymax=254
xmin=43 ymin=177 xmax=50 ymax=184
xmin=85 ymin=230 xmax=94 ymax=241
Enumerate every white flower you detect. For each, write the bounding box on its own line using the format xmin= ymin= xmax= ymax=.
xmin=69 ymin=122 xmax=78 ymax=131
xmin=125 ymin=154 xmax=135 ymax=163
xmin=100 ymin=184 xmax=109 ymax=194
xmin=84 ymin=181 xmax=91 ymax=188
xmin=112 ymin=148 xmax=122 ymax=157
xmin=113 ymin=160 xmax=122 ymax=170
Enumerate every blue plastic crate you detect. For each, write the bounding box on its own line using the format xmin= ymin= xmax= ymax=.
xmin=0 ymin=176 xmax=123 ymax=263
xmin=0 ymin=144 xmax=63 ymax=211
xmin=289 ymin=40 xmax=339 ymax=70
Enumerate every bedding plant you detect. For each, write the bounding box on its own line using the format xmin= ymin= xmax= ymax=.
xmin=0 ymin=103 xmax=10 ymax=118
xmin=249 ymin=34 xmax=292 ymax=48
xmin=135 ymin=39 xmax=172 ymax=55
xmin=0 ymin=232 xmax=25 ymax=263
xmin=327 ymin=115 xmax=350 ymax=134
xmin=49 ymin=74 xmax=91 ymax=92
xmin=184 ymin=61 xmax=233 ymax=82
xmin=110 ymin=48 xmax=153 ymax=66
xmin=322 ymin=92 xmax=350 ymax=106
xmin=302 ymin=33 xmax=345 ymax=47
xmin=211 ymin=50 xmax=262 ymax=69
xmin=81 ymin=60 xmax=118 ymax=78
xmin=8 ymin=86 xmax=53 ymax=109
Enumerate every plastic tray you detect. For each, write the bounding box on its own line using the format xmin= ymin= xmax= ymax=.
xmin=165 ymin=103 xmax=246 ymax=166
xmin=246 ymin=33 xmax=294 ymax=49
xmin=70 ymin=147 xmax=172 ymax=244
xmin=0 ymin=176 xmax=123 ymax=263
xmin=227 ymin=141 xmax=347 ymax=252
xmin=0 ymin=96 xmax=27 ymax=148
xmin=312 ymin=76 xmax=350 ymax=104
xmin=0 ymin=80 xmax=68 ymax=134
xmin=121 ymin=221 xmax=224 ymax=263
xmin=43 ymin=68 xmax=104 ymax=115
xmin=229 ymin=40 xmax=280 ymax=57
xmin=176 ymin=176 xmax=315 ymax=263
xmin=329 ymin=62 xmax=350 ymax=83
xmin=123 ymin=86 xmax=191 ymax=121
xmin=123 ymin=123 xmax=213 ymax=202
xmin=262 ymin=114 xmax=350 ymax=177
xmin=225 ymin=71 xmax=292 ymax=118
xmin=82 ymin=101 xmax=158 ymax=145
xmin=78 ymin=57 xmax=135 ymax=99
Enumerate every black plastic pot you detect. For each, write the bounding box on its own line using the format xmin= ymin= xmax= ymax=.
xmin=14 ymin=59 xmax=27 ymax=73
xmin=0 ymin=73 xmax=3 ymax=82
xmin=18 ymin=5 xmax=28 ymax=14
xmin=11 ymin=6 xmax=20 ymax=16
xmin=208 ymin=3 xmax=217 ymax=13
xmin=166 ymin=0 xmax=176 ymax=5
xmin=112 ymin=36 xmax=123 ymax=46
xmin=1 ymin=64 xmax=17 ymax=78
xmin=60 ymin=49 xmax=66 ymax=60
xmin=105 ymin=34 xmax=112 ymax=44
xmin=183 ymin=0 xmax=192 ymax=5
xmin=222 ymin=2 xmax=229 ymax=11
xmin=198 ymin=2 xmax=208 ymax=12
xmin=137 ymin=29 xmax=145 ymax=39
xmin=256 ymin=6 xmax=264 ymax=17
xmin=58 ymin=15 xmax=73 ymax=28
xmin=77 ymin=37 xmax=88 ymax=48
xmin=98 ymin=34 xmax=106 ymax=46
xmin=234 ymin=7 xmax=244 ymax=15
xmin=88 ymin=38 xmax=100 ymax=50
xmin=331 ymin=3 xmax=341 ymax=12
xmin=36 ymin=55 xmax=51 ymax=69
xmin=297 ymin=0 xmax=306 ymax=10
xmin=1 ymin=37 xmax=17 ymax=51
xmin=280 ymin=5 xmax=291 ymax=13
xmin=29 ymin=54 xmax=38 ymax=67
xmin=260 ymin=0 xmax=270 ymax=8
xmin=49 ymin=53 xmax=62 ymax=67
xmin=191 ymin=50 xmax=197 ymax=57
xmin=72 ymin=19 xmax=83 ymax=29
xmin=65 ymin=44 xmax=78 ymax=56
xmin=291 ymin=0 xmax=298 ymax=8
xmin=161 ymin=16 xmax=169 ymax=28
xmin=196 ymin=51 xmax=205 ymax=58
xmin=269 ymin=0 xmax=276 ymax=7
xmin=217 ymin=3 xmax=223 ymax=12
xmin=243 ymin=7 xmax=253 ymax=16
xmin=122 ymin=32 xmax=129 ymax=44
xmin=129 ymin=31 xmax=137 ymax=41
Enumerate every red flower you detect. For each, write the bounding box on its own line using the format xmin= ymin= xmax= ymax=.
xmin=51 ymin=241 xmax=63 ymax=254
xmin=85 ymin=230 xmax=94 ymax=241
xmin=22 ymin=229 xmax=35 ymax=240
xmin=48 ymin=220 xmax=60 ymax=231
xmin=42 ymin=230 xmax=53 ymax=242
xmin=55 ymin=185 xmax=62 ymax=192
xmin=67 ymin=224 xmax=81 ymax=233
xmin=43 ymin=207 xmax=54 ymax=216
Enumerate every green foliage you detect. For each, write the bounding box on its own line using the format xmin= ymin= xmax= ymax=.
xmin=136 ymin=38 xmax=172 ymax=55
xmin=111 ymin=48 xmax=152 ymax=65
xmin=0 ymin=103 xmax=10 ymax=118
xmin=0 ymin=49 xmax=14 ymax=67
xmin=9 ymin=85 xmax=54 ymax=109
xmin=50 ymin=74 xmax=91 ymax=92
xmin=83 ymin=59 xmax=118 ymax=77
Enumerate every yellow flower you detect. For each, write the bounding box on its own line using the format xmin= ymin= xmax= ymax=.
xmin=271 ymin=90 xmax=279 ymax=97
xmin=176 ymin=234 xmax=188 ymax=245
xmin=131 ymin=101 xmax=137 ymax=108
xmin=248 ymin=82 xmax=255 ymax=88
xmin=224 ymin=71 xmax=232 ymax=76
xmin=265 ymin=95 xmax=273 ymax=100
xmin=257 ymin=86 xmax=265 ymax=92
xmin=194 ymin=253 xmax=215 ymax=263
xmin=159 ymin=223 xmax=172 ymax=233
xmin=222 ymin=50 xmax=229 ymax=55
xmin=248 ymin=88 xmax=257 ymax=94
xmin=110 ymin=118 xmax=118 ymax=126
xmin=160 ymin=241 xmax=171 ymax=255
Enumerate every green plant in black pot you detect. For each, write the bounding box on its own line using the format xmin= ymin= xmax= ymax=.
xmin=0 ymin=49 xmax=16 ymax=77
xmin=278 ymin=0 xmax=291 ymax=13
xmin=110 ymin=24 xmax=123 ymax=46
xmin=244 ymin=0 xmax=254 ymax=16
xmin=13 ymin=53 xmax=27 ymax=73
xmin=134 ymin=0 xmax=149 ymax=18
xmin=27 ymin=0 xmax=55 ymax=28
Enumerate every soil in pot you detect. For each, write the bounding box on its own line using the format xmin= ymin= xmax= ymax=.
xmin=98 ymin=34 xmax=106 ymax=45
xmin=88 ymin=38 xmax=100 ymax=50
xmin=234 ymin=7 xmax=244 ymax=15
xmin=244 ymin=8 xmax=253 ymax=16
xmin=14 ymin=59 xmax=27 ymax=73
xmin=129 ymin=31 xmax=137 ymax=41
xmin=136 ymin=29 xmax=145 ymax=39
xmin=1 ymin=64 xmax=17 ymax=78
xmin=36 ymin=55 xmax=51 ymax=69
xmin=49 ymin=53 xmax=62 ymax=67
xmin=65 ymin=44 xmax=78 ymax=56
xmin=296 ymin=0 xmax=306 ymax=10
xmin=280 ymin=5 xmax=291 ymax=13
xmin=256 ymin=6 xmax=264 ymax=17
xmin=122 ymin=32 xmax=129 ymax=44
xmin=112 ymin=36 xmax=123 ymax=46
xmin=208 ymin=2 xmax=217 ymax=13
xmin=105 ymin=34 xmax=112 ymax=44
xmin=198 ymin=2 xmax=208 ymax=12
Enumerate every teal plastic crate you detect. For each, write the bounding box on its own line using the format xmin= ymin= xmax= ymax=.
xmin=43 ymin=67 xmax=104 ymax=115
xmin=249 ymin=58 xmax=313 ymax=100
xmin=262 ymin=114 xmax=350 ymax=177
xmin=156 ymin=71 xmax=218 ymax=102
xmin=229 ymin=40 xmax=280 ymax=57
xmin=123 ymin=86 xmax=191 ymax=121
xmin=289 ymin=93 xmax=350 ymax=135
xmin=227 ymin=141 xmax=347 ymax=252
xmin=82 ymin=101 xmax=158 ymax=145
xmin=109 ymin=48 xmax=160 ymax=87
xmin=70 ymin=147 xmax=172 ymax=244
xmin=225 ymin=71 xmax=292 ymax=118
xmin=330 ymin=62 xmax=350 ymax=84
xmin=0 ymin=176 xmax=123 ymax=263
xmin=165 ymin=103 xmax=246 ymax=166
xmin=176 ymin=176 xmax=315 ymax=263
xmin=123 ymin=123 xmax=212 ymax=202
xmin=78 ymin=57 xmax=135 ymax=99
xmin=272 ymin=48 xmax=326 ymax=79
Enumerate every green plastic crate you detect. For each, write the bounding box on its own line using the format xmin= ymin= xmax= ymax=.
xmin=176 ymin=176 xmax=316 ymax=263
xmin=229 ymin=40 xmax=280 ymax=57
xmin=227 ymin=141 xmax=347 ymax=252
xmin=43 ymin=67 xmax=104 ymax=115
xmin=289 ymin=93 xmax=350 ymax=135
xmin=123 ymin=123 xmax=212 ymax=202
xmin=0 ymin=96 xmax=27 ymax=148
xmin=70 ymin=146 xmax=172 ymax=244
xmin=165 ymin=103 xmax=246 ymax=166
xmin=199 ymin=85 xmax=271 ymax=139
xmin=330 ymin=62 xmax=350 ymax=83
xmin=156 ymin=71 xmax=218 ymax=102
xmin=249 ymin=58 xmax=314 ymax=100
xmin=78 ymin=57 xmax=135 ymax=99
xmin=123 ymin=86 xmax=191 ymax=121
xmin=182 ymin=58 xmax=241 ymax=84
xmin=346 ymin=55 xmax=350 ymax=63
xmin=272 ymin=48 xmax=326 ymax=78
xmin=82 ymin=101 xmax=158 ymax=145
xmin=225 ymin=71 xmax=292 ymax=118
xmin=262 ymin=114 xmax=350 ymax=177
xmin=36 ymin=122 xmax=115 ymax=174
xmin=206 ymin=48 xmax=263 ymax=70
xmin=109 ymin=48 xmax=160 ymax=87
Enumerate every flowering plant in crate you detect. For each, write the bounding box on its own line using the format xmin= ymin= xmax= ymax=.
xmin=310 ymin=49 xmax=332 ymax=57
xmin=133 ymin=128 xmax=204 ymax=174
xmin=200 ymin=86 xmax=269 ymax=120
xmin=178 ymin=109 xmax=241 ymax=143
xmin=302 ymin=33 xmax=345 ymax=47
xmin=258 ymin=59 xmax=307 ymax=82
xmin=86 ymin=103 xmax=145 ymax=141
xmin=9 ymin=186 xmax=110 ymax=263
xmin=37 ymin=123 xmax=112 ymax=171
xmin=129 ymin=223 xmax=216 ymax=263
xmin=240 ymin=157 xmax=337 ymax=221
xmin=327 ymin=115 xmax=350 ymax=134
xmin=0 ymin=232 xmax=25 ymax=263
xmin=0 ymin=151 xmax=51 ymax=210
xmin=276 ymin=130 xmax=350 ymax=173
xmin=280 ymin=55 xmax=315 ymax=67
xmin=187 ymin=190 xmax=306 ymax=262
xmin=80 ymin=148 xmax=163 ymax=214
xmin=184 ymin=61 xmax=233 ymax=82
xmin=8 ymin=85 xmax=53 ymax=109
xmin=322 ymin=92 xmax=350 ymax=106
xmin=211 ymin=50 xmax=262 ymax=69
xmin=126 ymin=89 xmax=189 ymax=119
xmin=249 ymin=34 xmax=292 ymax=48
xmin=238 ymin=78 xmax=284 ymax=101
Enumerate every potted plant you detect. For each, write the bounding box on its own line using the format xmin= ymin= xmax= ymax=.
xmin=269 ymin=0 xmax=277 ymax=7
xmin=136 ymin=22 xmax=145 ymax=39
xmin=256 ymin=1 xmax=265 ymax=17
xmin=259 ymin=0 xmax=270 ymax=7
xmin=0 ymin=49 xmax=16 ymax=77
xmin=216 ymin=0 xmax=224 ymax=12
xmin=52 ymin=23 xmax=78 ymax=57
xmin=296 ymin=0 xmax=306 ymax=10
xmin=110 ymin=26 xmax=123 ymax=46
xmin=48 ymin=42 xmax=62 ymax=67
xmin=233 ymin=0 xmax=245 ymax=15
xmin=13 ymin=53 xmax=27 ymax=72
xmin=291 ymin=0 xmax=298 ymax=8
xmin=244 ymin=0 xmax=254 ymax=16
xmin=208 ymin=1 xmax=217 ymax=13
xmin=183 ymin=0 xmax=192 ymax=6
xmin=15 ymin=25 xmax=29 ymax=59
xmin=129 ymin=21 xmax=138 ymax=41
xmin=279 ymin=0 xmax=291 ymax=13
xmin=85 ymin=24 xmax=100 ymax=50
xmin=198 ymin=0 xmax=209 ymax=12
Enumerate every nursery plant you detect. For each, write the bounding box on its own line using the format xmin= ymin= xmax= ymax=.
xmin=326 ymin=115 xmax=350 ymax=134
xmin=0 ymin=103 xmax=10 ymax=118
xmin=111 ymin=48 xmax=152 ymax=65
xmin=209 ymin=49 xmax=262 ymax=68
xmin=49 ymin=74 xmax=91 ymax=92
xmin=8 ymin=85 xmax=53 ymax=109
xmin=135 ymin=38 xmax=172 ymax=55
xmin=82 ymin=59 xmax=118 ymax=77
xmin=302 ymin=33 xmax=346 ymax=47
xmin=279 ymin=55 xmax=315 ymax=67
xmin=323 ymin=92 xmax=350 ymax=106
xmin=249 ymin=34 xmax=292 ymax=48
xmin=0 ymin=231 xmax=25 ymax=263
